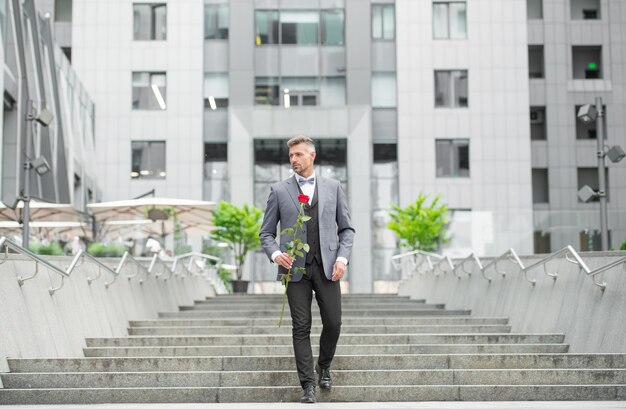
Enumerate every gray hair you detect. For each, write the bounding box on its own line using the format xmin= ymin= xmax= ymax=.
xmin=287 ymin=135 xmax=316 ymax=152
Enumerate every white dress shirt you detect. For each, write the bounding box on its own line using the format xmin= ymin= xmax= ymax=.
xmin=271 ymin=173 xmax=348 ymax=267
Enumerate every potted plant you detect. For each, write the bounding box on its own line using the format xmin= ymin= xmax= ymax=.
xmin=387 ymin=193 xmax=450 ymax=252
xmin=210 ymin=201 xmax=262 ymax=293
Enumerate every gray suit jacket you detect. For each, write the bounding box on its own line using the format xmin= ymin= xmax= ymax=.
xmin=259 ymin=175 xmax=355 ymax=282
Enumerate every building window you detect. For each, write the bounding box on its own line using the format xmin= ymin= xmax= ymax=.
xmin=580 ymin=229 xmax=611 ymax=251
xmin=372 ymin=73 xmax=397 ymax=108
xmin=577 ymin=167 xmax=609 ymax=202
xmin=255 ymin=10 xmax=280 ymax=45
xmin=534 ymin=231 xmax=551 ymax=254
xmin=372 ymin=143 xmax=398 ymax=210
xmin=61 ymin=47 xmax=72 ymax=63
xmin=530 ymin=106 xmax=546 ymax=140
xmin=204 ymin=143 xmax=229 ymax=202
xmin=255 ymin=76 xmax=345 ymax=107
xmin=572 ymin=46 xmax=602 ymax=79
xmin=255 ymin=9 xmax=344 ymax=46
xmin=433 ymin=1 xmax=467 ymax=40
xmin=204 ymin=73 xmax=229 ymax=110
xmin=55 ymin=0 xmax=72 ymax=22
xmin=322 ymin=9 xmax=344 ymax=45
xmin=131 ymin=141 xmax=166 ymax=179
xmin=255 ymin=77 xmax=280 ymax=106
xmin=372 ymin=4 xmax=395 ymax=40
xmin=282 ymin=77 xmax=319 ymax=107
xmin=435 ymin=70 xmax=468 ymax=107
xmin=575 ymin=105 xmax=606 ymax=140
xmin=204 ymin=4 xmax=229 ymax=40
xmin=132 ymin=72 xmax=167 ymax=110
xmin=280 ymin=10 xmax=319 ymax=45
xmin=532 ymin=168 xmax=549 ymax=203
xmin=571 ymin=0 xmax=600 ymax=20
xmin=527 ymin=0 xmax=543 ymax=20
xmin=529 ymin=45 xmax=544 ymax=78
xmin=133 ymin=3 xmax=167 ymax=41
xmin=372 ymin=143 xmax=399 ymax=281
xmin=436 ymin=139 xmax=470 ymax=177
xmin=253 ymin=139 xmax=347 ymax=209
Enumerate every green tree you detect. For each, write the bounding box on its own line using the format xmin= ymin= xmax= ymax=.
xmin=387 ymin=193 xmax=450 ymax=252
xmin=210 ymin=201 xmax=263 ymax=281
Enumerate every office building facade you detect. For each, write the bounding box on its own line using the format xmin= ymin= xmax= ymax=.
xmin=46 ymin=0 xmax=625 ymax=292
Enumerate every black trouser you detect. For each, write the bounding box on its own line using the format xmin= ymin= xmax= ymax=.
xmin=286 ymin=258 xmax=342 ymax=389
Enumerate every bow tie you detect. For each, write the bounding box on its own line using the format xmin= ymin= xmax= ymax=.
xmin=298 ymin=177 xmax=315 ymax=186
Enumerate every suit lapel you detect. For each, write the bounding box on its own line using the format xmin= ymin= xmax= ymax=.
xmin=317 ymin=176 xmax=325 ymax=218
xmin=285 ymin=177 xmax=302 ymax=212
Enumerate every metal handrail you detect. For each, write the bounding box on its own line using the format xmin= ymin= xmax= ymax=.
xmin=391 ymin=243 xmax=624 ymax=291
xmin=432 ymin=255 xmax=455 ymax=275
xmin=172 ymin=252 xmax=221 ymax=272
xmin=522 ymin=245 xmax=607 ymax=290
xmin=119 ymin=252 xmax=150 ymax=284
xmin=453 ymin=253 xmax=485 ymax=280
xmin=482 ymin=248 xmax=524 ymax=280
xmin=148 ymin=254 xmax=173 ymax=279
xmin=391 ymin=250 xmax=446 ymax=279
xmin=0 ymin=236 xmax=205 ymax=292
xmin=70 ymin=249 xmax=118 ymax=285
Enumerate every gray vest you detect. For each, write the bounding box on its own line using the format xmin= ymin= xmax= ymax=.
xmin=298 ymin=184 xmax=322 ymax=265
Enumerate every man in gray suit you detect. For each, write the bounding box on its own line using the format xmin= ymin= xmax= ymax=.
xmin=259 ymin=135 xmax=355 ymax=404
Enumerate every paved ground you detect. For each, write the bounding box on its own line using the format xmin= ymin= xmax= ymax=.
xmin=4 ymin=403 xmax=626 ymax=409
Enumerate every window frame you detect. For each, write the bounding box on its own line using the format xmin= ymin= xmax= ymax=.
xmin=132 ymin=3 xmax=167 ymax=41
xmin=132 ymin=71 xmax=167 ymax=111
xmin=131 ymin=140 xmax=167 ymax=180
xmin=435 ymin=138 xmax=470 ymax=178
xmin=434 ymin=69 xmax=469 ymax=108
xmin=371 ymin=4 xmax=396 ymax=41
xmin=432 ymin=0 xmax=467 ymax=40
xmin=204 ymin=3 xmax=229 ymax=40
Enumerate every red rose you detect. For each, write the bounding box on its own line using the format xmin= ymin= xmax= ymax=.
xmin=298 ymin=194 xmax=310 ymax=204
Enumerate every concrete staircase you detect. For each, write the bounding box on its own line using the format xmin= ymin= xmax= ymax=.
xmin=1 ymin=294 xmax=625 ymax=403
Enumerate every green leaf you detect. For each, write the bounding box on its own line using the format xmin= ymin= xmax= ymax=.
xmin=280 ymin=227 xmax=294 ymax=236
xmin=296 ymin=243 xmax=303 ymax=250
xmin=302 ymin=243 xmax=310 ymax=252
xmin=294 ymin=250 xmax=304 ymax=258
xmin=301 ymin=215 xmax=312 ymax=222
xmin=387 ymin=193 xmax=450 ymax=252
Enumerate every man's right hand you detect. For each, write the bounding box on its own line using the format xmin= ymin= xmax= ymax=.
xmin=275 ymin=252 xmax=294 ymax=270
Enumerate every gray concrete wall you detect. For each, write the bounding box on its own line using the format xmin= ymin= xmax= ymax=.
xmin=398 ymin=251 xmax=626 ymax=353
xmin=0 ymin=254 xmax=215 ymax=380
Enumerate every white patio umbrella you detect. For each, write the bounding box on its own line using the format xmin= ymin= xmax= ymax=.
xmin=0 ymin=221 xmax=91 ymax=237
xmin=88 ymin=197 xmax=217 ymax=238
xmin=0 ymin=200 xmax=85 ymax=222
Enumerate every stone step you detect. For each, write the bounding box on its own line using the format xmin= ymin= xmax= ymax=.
xmin=158 ymin=309 xmax=471 ymax=318
xmin=83 ymin=343 xmax=569 ymax=357
xmin=128 ymin=317 xmax=510 ymax=328
xmin=182 ymin=303 xmax=442 ymax=311
xmin=3 ymin=369 xmax=626 ymax=389
xmin=213 ymin=294 xmax=406 ymax=299
xmin=0 ymin=384 xmax=623 ymax=404
xmin=15 ymin=354 xmax=623 ymax=373
xmin=85 ymin=333 xmax=565 ymax=348
xmin=193 ymin=298 xmax=425 ymax=305
xmin=127 ymin=324 xmax=512 ymax=336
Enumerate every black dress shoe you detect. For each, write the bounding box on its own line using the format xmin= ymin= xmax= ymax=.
xmin=316 ymin=364 xmax=332 ymax=390
xmin=300 ymin=385 xmax=316 ymax=404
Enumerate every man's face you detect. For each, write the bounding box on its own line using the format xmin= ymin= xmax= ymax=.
xmin=289 ymin=143 xmax=316 ymax=176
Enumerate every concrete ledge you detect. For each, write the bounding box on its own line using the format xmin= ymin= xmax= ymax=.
xmin=397 ymin=252 xmax=626 ymax=353
xmin=0 ymin=254 xmax=215 ymax=380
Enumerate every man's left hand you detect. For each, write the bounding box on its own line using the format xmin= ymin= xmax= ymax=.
xmin=331 ymin=260 xmax=346 ymax=281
